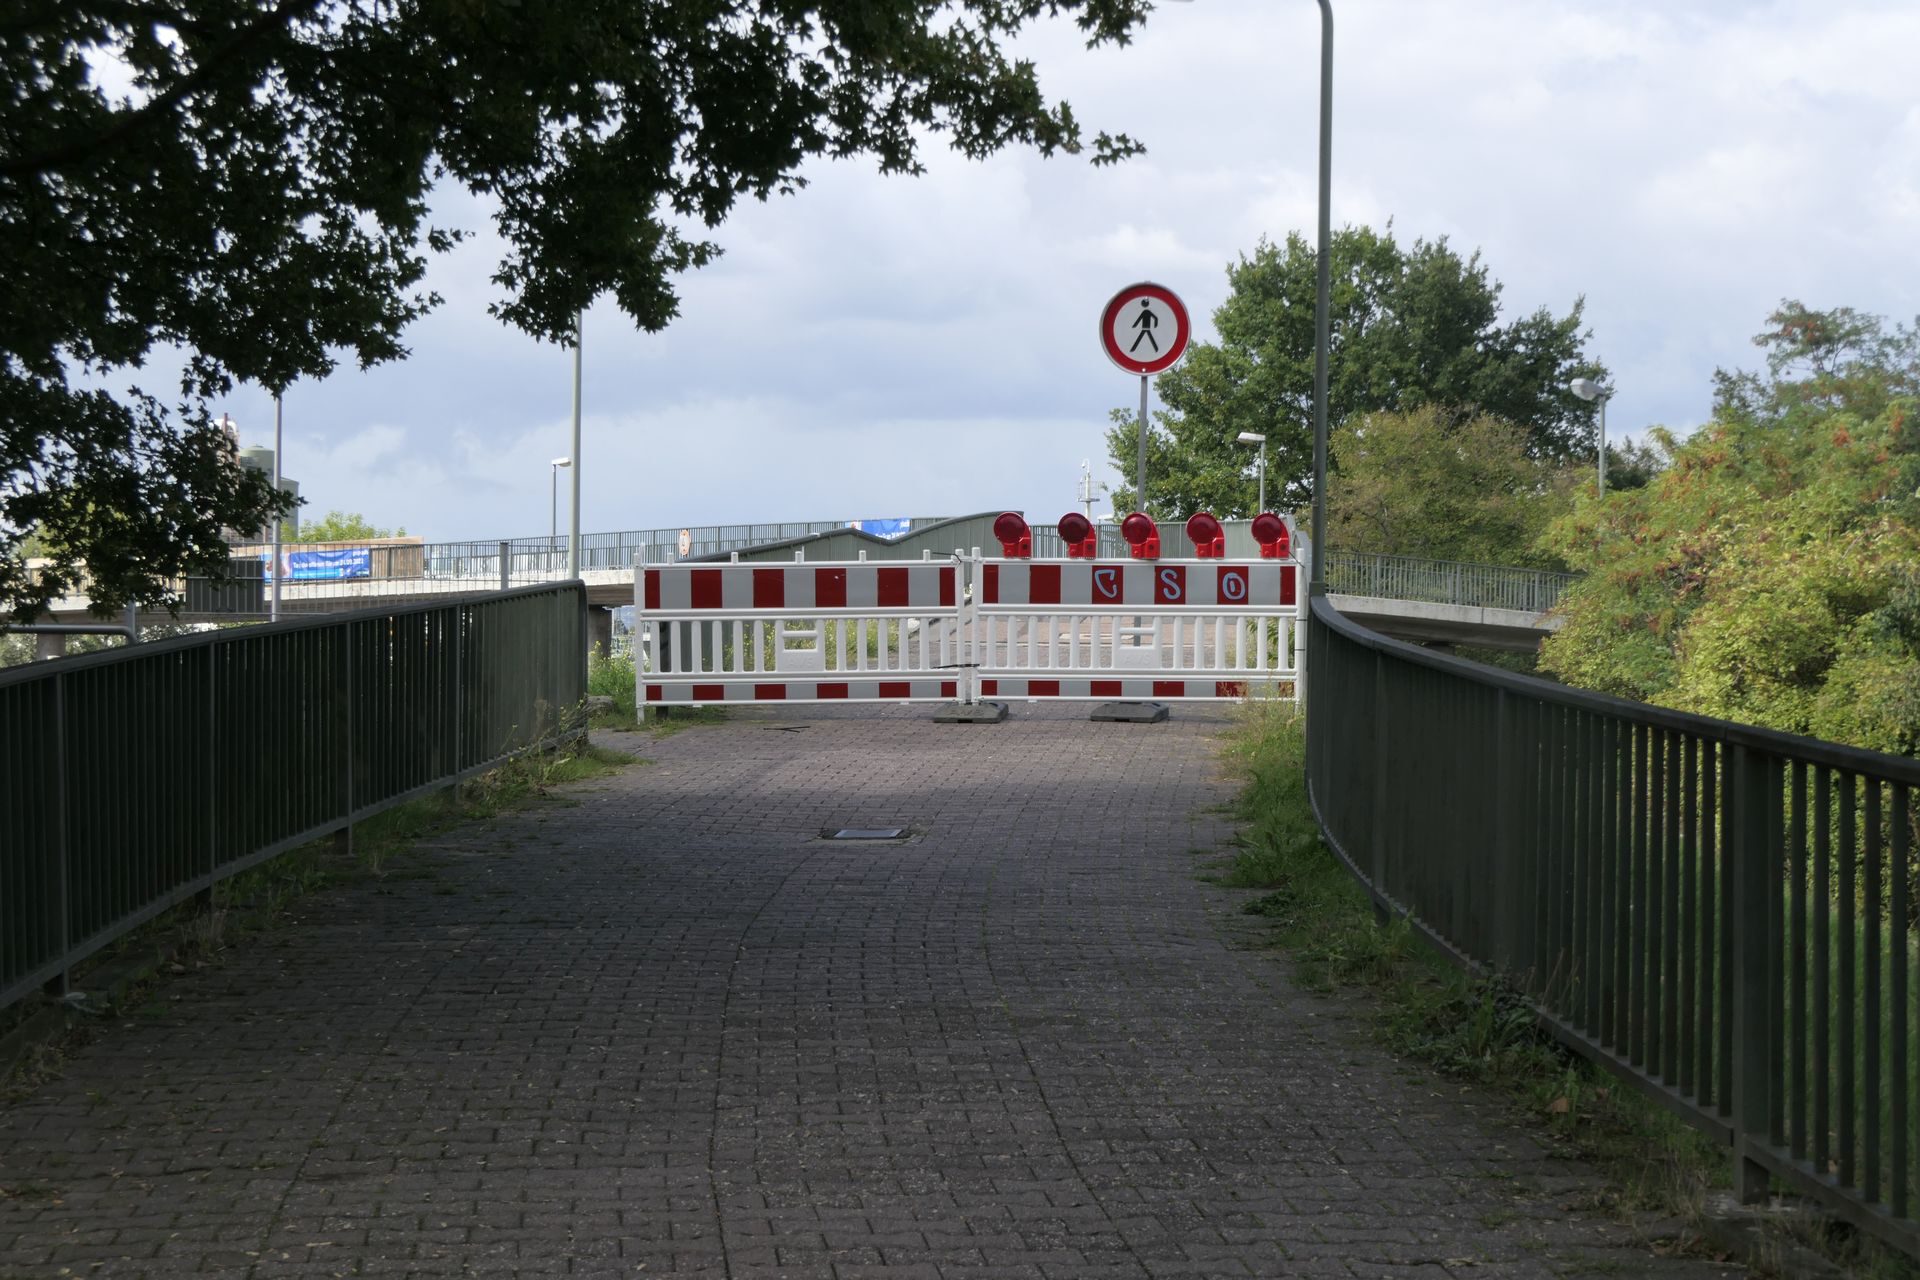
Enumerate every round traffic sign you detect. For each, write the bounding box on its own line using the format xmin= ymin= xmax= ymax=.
xmin=1100 ymin=282 xmax=1191 ymax=376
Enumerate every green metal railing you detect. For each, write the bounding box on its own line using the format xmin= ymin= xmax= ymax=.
xmin=0 ymin=584 xmax=587 ymax=1013
xmin=1306 ymin=593 xmax=1920 ymax=1260
xmin=1326 ymin=549 xmax=1577 ymax=614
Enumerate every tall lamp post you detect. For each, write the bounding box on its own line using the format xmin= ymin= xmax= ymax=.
xmin=1236 ymin=431 xmax=1269 ymax=513
xmin=1570 ymin=377 xmax=1609 ymax=497
xmin=550 ymin=456 xmax=572 ymax=558
xmin=568 ymin=312 xmax=583 ymax=578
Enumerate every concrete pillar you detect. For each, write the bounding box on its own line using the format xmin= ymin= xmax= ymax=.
xmin=587 ymin=606 xmax=614 ymax=660
xmin=34 ymin=632 xmax=65 ymax=661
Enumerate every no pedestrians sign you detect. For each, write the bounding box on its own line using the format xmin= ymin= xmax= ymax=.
xmin=1100 ymin=282 xmax=1191 ymax=377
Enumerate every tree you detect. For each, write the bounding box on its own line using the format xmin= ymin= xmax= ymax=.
xmin=1540 ymin=304 xmax=1920 ymax=757
xmin=1327 ymin=407 xmax=1573 ymax=568
xmin=2 ymin=0 xmax=1152 ymax=623
xmin=1105 ymin=225 xmax=1607 ymax=518
xmin=298 ymin=510 xmax=405 ymax=542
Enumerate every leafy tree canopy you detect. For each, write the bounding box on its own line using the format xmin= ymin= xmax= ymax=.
xmin=2 ymin=0 xmax=1151 ymax=623
xmin=298 ymin=510 xmax=404 ymax=541
xmin=1106 ymin=224 xmax=1607 ymax=520
xmin=1540 ymin=303 xmax=1920 ymax=756
xmin=1328 ymin=407 xmax=1574 ymax=569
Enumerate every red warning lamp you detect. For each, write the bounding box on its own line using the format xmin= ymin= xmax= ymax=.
xmin=1120 ymin=512 xmax=1160 ymax=560
xmin=1057 ymin=512 xmax=1097 ymax=558
xmin=1251 ymin=512 xmax=1291 ymax=559
xmin=993 ymin=511 xmax=1032 ymax=558
xmin=1185 ymin=511 xmax=1226 ymax=558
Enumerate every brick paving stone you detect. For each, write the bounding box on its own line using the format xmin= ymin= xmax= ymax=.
xmin=0 ymin=704 xmax=1744 ymax=1279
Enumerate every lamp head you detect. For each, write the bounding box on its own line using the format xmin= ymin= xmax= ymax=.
xmin=1569 ymin=378 xmax=1605 ymax=403
xmin=552 ymin=456 xmax=572 ymax=468
xmin=1236 ymin=431 xmax=1267 ymax=445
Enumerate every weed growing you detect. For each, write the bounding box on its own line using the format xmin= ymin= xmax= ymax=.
xmin=1217 ymin=701 xmax=1729 ymax=1222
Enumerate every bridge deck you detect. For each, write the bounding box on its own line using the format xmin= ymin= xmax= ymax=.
xmin=0 ymin=708 xmax=1733 ymax=1277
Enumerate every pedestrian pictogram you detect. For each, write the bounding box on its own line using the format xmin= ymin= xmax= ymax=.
xmin=1101 ymin=283 xmax=1191 ymax=376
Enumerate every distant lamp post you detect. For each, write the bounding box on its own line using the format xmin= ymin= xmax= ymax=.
xmin=1236 ymin=431 xmax=1269 ymax=514
xmin=1570 ymin=378 xmax=1610 ymax=497
xmin=550 ymin=456 xmax=572 ymax=555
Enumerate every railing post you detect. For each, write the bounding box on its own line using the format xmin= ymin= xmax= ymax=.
xmin=498 ymin=540 xmax=510 ymax=591
xmin=1491 ymin=688 xmax=1517 ymax=972
xmin=1369 ymin=647 xmax=1391 ymax=919
xmin=44 ymin=673 xmax=71 ymax=998
xmin=201 ymin=642 xmax=217 ymax=908
xmin=1728 ymin=741 xmax=1774 ymax=1202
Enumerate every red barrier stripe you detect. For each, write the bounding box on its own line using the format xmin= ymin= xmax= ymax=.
xmin=645 ymin=686 xmax=663 ymax=702
xmin=1281 ymin=565 xmax=1297 ymax=606
xmin=1216 ymin=681 xmax=1246 ymax=698
xmin=819 ymin=683 xmax=849 ymax=699
xmin=815 ymin=567 xmax=847 ymax=608
xmin=1029 ymin=680 xmax=1060 ymax=696
xmin=1153 ymin=680 xmax=1185 ymax=698
xmin=940 ymin=681 xmax=956 ymax=698
xmin=879 ymin=681 xmax=912 ymax=699
xmin=1028 ymin=564 xmax=1060 ymax=605
xmin=644 ymin=569 xmax=661 ymax=611
xmin=752 ymin=568 xmax=785 ymax=609
xmin=1091 ymin=680 xmax=1123 ymax=697
xmin=690 ymin=569 xmax=723 ymax=610
xmin=939 ymin=566 xmax=956 ymax=607
xmin=877 ymin=567 xmax=909 ymax=607
xmin=692 ymin=683 xmax=724 ymax=701
xmin=982 ymin=563 xmax=999 ymax=604
xmin=981 ymin=679 xmax=999 ymax=695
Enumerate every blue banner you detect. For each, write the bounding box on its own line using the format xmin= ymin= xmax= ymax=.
xmin=276 ymin=548 xmax=373 ymax=580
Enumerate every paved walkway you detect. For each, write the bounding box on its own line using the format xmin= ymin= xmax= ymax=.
xmin=0 ymin=706 xmax=1740 ymax=1279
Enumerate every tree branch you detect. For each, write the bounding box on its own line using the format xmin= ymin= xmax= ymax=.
xmin=0 ymin=0 xmax=328 ymax=179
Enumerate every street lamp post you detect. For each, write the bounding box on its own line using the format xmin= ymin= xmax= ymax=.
xmin=550 ymin=456 xmax=572 ymax=558
xmin=568 ymin=312 xmax=583 ymax=578
xmin=1570 ymin=377 xmax=1610 ymax=497
xmin=1236 ymin=431 xmax=1269 ymax=513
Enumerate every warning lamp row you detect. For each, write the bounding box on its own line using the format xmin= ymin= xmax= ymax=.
xmin=993 ymin=511 xmax=1292 ymax=561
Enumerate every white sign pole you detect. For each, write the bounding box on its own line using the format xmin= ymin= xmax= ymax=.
xmin=1136 ymin=375 xmax=1149 ymax=510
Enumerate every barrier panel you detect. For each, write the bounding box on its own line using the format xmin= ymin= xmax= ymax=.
xmin=635 ymin=556 xmax=964 ymax=705
xmin=971 ymin=555 xmax=1304 ymax=703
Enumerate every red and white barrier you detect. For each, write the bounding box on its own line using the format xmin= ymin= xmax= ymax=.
xmin=636 ymin=556 xmax=965 ymax=708
xmin=632 ymin=541 xmax=1303 ymax=713
xmin=970 ymin=554 xmax=1303 ymax=704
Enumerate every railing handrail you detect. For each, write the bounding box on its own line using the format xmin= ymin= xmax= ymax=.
xmin=1313 ymin=593 xmax=1920 ymax=782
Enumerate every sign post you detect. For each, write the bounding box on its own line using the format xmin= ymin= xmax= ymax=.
xmin=1099 ymin=282 xmax=1192 ymax=510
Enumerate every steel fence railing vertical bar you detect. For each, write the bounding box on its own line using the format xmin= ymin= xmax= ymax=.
xmin=1370 ymin=648 xmax=1390 ymax=902
xmin=1599 ymin=714 xmax=1622 ymax=1045
xmin=1681 ymin=734 xmax=1699 ymax=1097
xmin=1614 ymin=717 xmax=1635 ymax=1055
xmin=205 ymin=643 xmax=217 ymax=902
xmin=1664 ymin=728 xmax=1683 ymax=1083
xmin=1864 ymin=778 xmax=1883 ymax=1206
xmin=1767 ymin=755 xmax=1787 ymax=1152
xmin=1648 ymin=727 xmax=1667 ymax=1075
xmin=1891 ymin=781 xmax=1910 ymax=1219
xmin=1839 ymin=770 xmax=1857 ymax=1189
xmin=1790 ymin=760 xmax=1809 ymax=1161
xmin=1631 ymin=722 xmax=1650 ymax=1069
xmin=49 ymin=672 xmax=71 ymax=996
xmin=1491 ymin=688 xmax=1517 ymax=973
xmin=1730 ymin=742 xmax=1773 ymax=1202
xmin=1814 ymin=765 xmax=1833 ymax=1183
xmin=1715 ymin=743 xmax=1733 ymax=1119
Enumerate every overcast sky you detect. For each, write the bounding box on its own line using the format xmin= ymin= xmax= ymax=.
xmin=208 ymin=0 xmax=1920 ymax=544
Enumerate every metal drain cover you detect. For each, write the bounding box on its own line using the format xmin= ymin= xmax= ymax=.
xmin=823 ymin=827 xmax=907 ymax=840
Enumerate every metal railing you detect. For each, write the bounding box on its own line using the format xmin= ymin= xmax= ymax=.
xmin=1326 ymin=549 xmax=1576 ymax=613
xmin=1305 ymin=593 xmax=1920 ymax=1260
xmin=0 ymin=583 xmax=587 ymax=1013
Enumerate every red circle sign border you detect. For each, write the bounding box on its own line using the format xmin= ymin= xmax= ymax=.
xmin=1100 ymin=282 xmax=1191 ymax=376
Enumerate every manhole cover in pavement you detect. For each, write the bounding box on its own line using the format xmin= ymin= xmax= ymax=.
xmin=822 ymin=827 xmax=908 ymax=840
